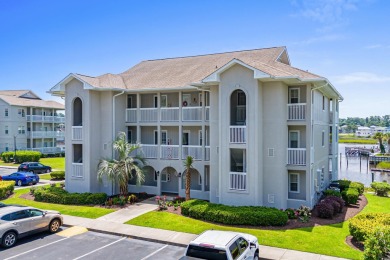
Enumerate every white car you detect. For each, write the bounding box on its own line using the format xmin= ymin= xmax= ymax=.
xmin=183 ymin=230 xmax=259 ymax=260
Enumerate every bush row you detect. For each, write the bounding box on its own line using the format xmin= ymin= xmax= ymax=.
xmin=341 ymin=188 xmax=359 ymax=205
xmin=371 ymin=182 xmax=390 ymax=197
xmin=1 ymin=151 xmax=41 ymax=163
xmin=181 ymin=199 xmax=288 ymax=226
xmin=349 ymin=213 xmax=390 ymax=242
xmin=316 ymin=196 xmax=344 ymax=219
xmin=0 ymin=181 xmax=15 ymax=199
xmin=34 ymin=186 xmax=107 ymax=205
xmin=50 ymin=171 xmax=65 ymax=180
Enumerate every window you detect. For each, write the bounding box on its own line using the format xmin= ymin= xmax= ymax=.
xmin=4 ymin=126 xmax=8 ymax=135
xmin=161 ymin=171 xmax=170 ymax=182
xmin=161 ymin=131 xmax=167 ymax=145
xmin=229 ymin=241 xmax=240 ymax=260
xmin=182 ymin=94 xmax=191 ymax=106
xmin=199 ymin=93 xmax=202 ymax=106
xmin=289 ymin=131 xmax=299 ymax=148
xmin=127 ymin=129 xmax=132 ymax=143
xmin=18 ymin=109 xmax=25 ymax=117
xmin=322 ymin=95 xmax=325 ymax=110
xmin=237 ymin=237 xmax=249 ymax=253
xmin=182 ymin=131 xmax=190 ymax=146
xmin=127 ymin=95 xmax=132 ymax=109
xmin=154 ymin=130 xmax=158 ymax=145
xmin=153 ymin=95 xmax=158 ymax=108
xmin=322 ymin=131 xmax=325 ymax=147
xmin=18 ymin=126 xmax=25 ymax=134
xmin=5 ymin=143 xmax=9 ymax=151
xmin=289 ymin=88 xmax=300 ymax=104
xmin=289 ymin=173 xmax=299 ymax=193
xmin=199 ymin=130 xmax=202 ymax=146
xmin=160 ymin=95 xmax=167 ymax=107
xmin=237 ymin=91 xmax=246 ymax=106
xmin=4 ymin=108 xmax=8 ymax=117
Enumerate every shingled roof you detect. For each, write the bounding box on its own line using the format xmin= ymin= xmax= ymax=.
xmin=0 ymin=90 xmax=64 ymax=109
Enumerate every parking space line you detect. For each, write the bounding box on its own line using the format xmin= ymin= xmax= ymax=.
xmin=140 ymin=245 xmax=169 ymax=260
xmin=4 ymin=237 xmax=69 ymax=260
xmin=72 ymin=236 xmax=127 ymax=260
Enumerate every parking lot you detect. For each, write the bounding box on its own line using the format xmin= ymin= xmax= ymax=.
xmin=0 ymin=227 xmax=186 ymax=260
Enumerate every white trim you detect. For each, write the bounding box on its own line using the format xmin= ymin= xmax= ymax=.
xmin=289 ymin=130 xmax=300 ymax=148
xmin=289 ymin=88 xmax=300 ymax=104
xmin=289 ymin=173 xmax=300 ymax=193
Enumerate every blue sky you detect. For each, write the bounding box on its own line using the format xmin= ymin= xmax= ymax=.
xmin=0 ymin=0 xmax=389 ymax=118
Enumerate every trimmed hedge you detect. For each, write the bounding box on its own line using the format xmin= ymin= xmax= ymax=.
xmin=316 ymin=201 xmax=334 ymax=219
xmin=34 ymin=186 xmax=107 ymax=205
xmin=181 ymin=199 xmax=288 ymax=226
xmin=1 ymin=150 xmax=41 ymax=163
xmin=0 ymin=181 xmax=15 ymax=199
xmin=341 ymin=188 xmax=359 ymax=205
xmin=50 ymin=171 xmax=65 ymax=180
xmin=323 ymin=189 xmax=341 ymax=198
xmin=349 ymin=182 xmax=364 ymax=195
xmin=349 ymin=213 xmax=390 ymax=242
xmin=326 ymin=195 xmax=344 ymax=212
xmin=338 ymin=180 xmax=351 ymax=192
xmin=363 ymin=226 xmax=390 ymax=260
xmin=371 ymin=182 xmax=390 ymax=197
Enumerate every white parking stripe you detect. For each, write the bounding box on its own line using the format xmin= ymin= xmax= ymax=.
xmin=72 ymin=237 xmax=127 ymax=260
xmin=4 ymin=237 xmax=69 ymax=260
xmin=140 ymin=245 xmax=169 ymax=260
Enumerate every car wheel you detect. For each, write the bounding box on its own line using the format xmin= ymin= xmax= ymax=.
xmin=49 ymin=219 xmax=61 ymax=233
xmin=46 ymin=169 xmax=50 ymax=173
xmin=254 ymin=251 xmax=259 ymax=259
xmin=2 ymin=231 xmax=17 ymax=248
xmin=17 ymin=180 xmax=22 ymax=186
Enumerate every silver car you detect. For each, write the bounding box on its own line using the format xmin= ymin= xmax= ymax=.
xmin=0 ymin=206 xmax=63 ymax=248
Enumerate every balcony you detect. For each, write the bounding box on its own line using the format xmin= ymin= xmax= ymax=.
xmin=229 ymin=172 xmax=247 ymax=190
xmin=27 ymin=115 xmax=65 ymax=123
xmin=140 ymin=144 xmax=158 ymax=159
xmin=287 ymin=148 xmax=306 ymax=165
xmin=140 ymin=108 xmax=157 ymax=122
xmin=230 ymin=126 xmax=246 ymax=143
xmin=28 ymin=131 xmax=57 ymax=139
xmin=161 ymin=107 xmax=179 ymax=121
xmin=161 ymin=145 xmax=179 ymax=160
xmin=126 ymin=108 xmax=137 ymax=123
xmin=72 ymin=126 xmax=82 ymax=140
xmin=205 ymin=106 xmax=210 ymax=121
xmin=205 ymin=146 xmax=210 ymax=161
xmin=72 ymin=163 xmax=83 ymax=178
xmin=28 ymin=147 xmax=61 ymax=154
xmin=329 ymin=111 xmax=339 ymax=124
xmin=182 ymin=107 xmax=202 ymax=121
xmin=182 ymin=145 xmax=202 ymax=160
xmin=287 ymin=103 xmax=306 ymax=120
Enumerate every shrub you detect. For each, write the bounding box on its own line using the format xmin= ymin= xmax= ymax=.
xmin=363 ymin=226 xmax=390 ymax=260
xmin=324 ymin=198 xmax=341 ymax=215
xmin=1 ymin=150 xmax=41 ymax=163
xmin=350 ymin=182 xmax=364 ymax=195
xmin=285 ymin=208 xmax=297 ymax=219
xmin=0 ymin=181 xmax=14 ymax=199
xmin=371 ymin=182 xmax=390 ymax=197
xmin=323 ymin=189 xmax=342 ymax=198
xmin=325 ymin=196 xmax=344 ymax=213
xmin=128 ymin=194 xmax=137 ymax=204
xmin=338 ymin=180 xmax=351 ymax=191
xmin=341 ymin=188 xmax=359 ymax=205
xmin=180 ymin=199 xmax=288 ymax=226
xmin=316 ymin=201 xmax=334 ymax=219
xmin=296 ymin=205 xmax=311 ymax=222
xmin=50 ymin=171 xmax=65 ymax=180
xmin=349 ymin=213 xmax=390 ymax=242
xmin=377 ymin=161 xmax=390 ymax=169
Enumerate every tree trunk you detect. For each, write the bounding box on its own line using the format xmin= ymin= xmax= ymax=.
xmin=185 ymin=169 xmax=191 ymax=201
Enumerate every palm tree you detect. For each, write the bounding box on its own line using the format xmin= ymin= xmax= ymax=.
xmin=373 ymin=132 xmax=385 ymax=153
xmin=97 ymin=132 xmax=146 ymax=196
xmin=384 ymin=133 xmax=390 ymax=153
xmin=184 ymin=155 xmax=194 ymax=201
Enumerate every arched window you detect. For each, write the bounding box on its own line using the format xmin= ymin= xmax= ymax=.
xmin=230 ymin=90 xmax=246 ymax=125
xmin=73 ymin=97 xmax=82 ymax=126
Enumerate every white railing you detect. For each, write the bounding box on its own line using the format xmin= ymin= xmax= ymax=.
xmin=28 ymin=147 xmax=62 ymax=154
xmin=205 ymin=146 xmax=210 ymax=161
xmin=287 ymin=103 xmax=306 ymax=120
xmin=72 ymin=126 xmax=82 ymax=140
xmin=161 ymin=145 xmax=179 ymax=160
xmin=54 ymin=116 xmax=65 ymax=123
xmin=205 ymin=106 xmax=210 ymax=121
xmin=287 ymin=148 xmax=306 ymax=165
xmin=140 ymin=144 xmax=158 ymax=159
xmin=161 ymin=107 xmax=179 ymax=121
xmin=140 ymin=108 xmax=158 ymax=122
xmin=182 ymin=145 xmax=202 ymax=160
xmin=229 ymin=172 xmax=247 ymax=190
xmin=26 ymin=115 xmax=65 ymax=123
xmin=28 ymin=131 xmax=57 ymax=138
xmin=72 ymin=163 xmax=83 ymax=178
xmin=126 ymin=108 xmax=137 ymax=123
xmin=27 ymin=115 xmax=43 ymax=121
xmin=182 ymin=107 xmax=202 ymax=121
xmin=230 ymin=126 xmax=246 ymax=143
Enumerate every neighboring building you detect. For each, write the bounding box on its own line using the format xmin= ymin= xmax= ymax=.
xmin=49 ymin=46 xmax=342 ymax=209
xmin=355 ymin=126 xmax=371 ymax=137
xmin=0 ymin=90 xmax=65 ymax=154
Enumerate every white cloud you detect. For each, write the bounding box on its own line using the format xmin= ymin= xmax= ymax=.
xmin=292 ymin=34 xmax=345 ymax=45
xmin=365 ymin=44 xmax=383 ymax=49
xmin=333 ymin=72 xmax=390 ymax=84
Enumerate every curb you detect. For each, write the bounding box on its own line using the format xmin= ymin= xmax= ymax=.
xmin=62 ymin=223 xmax=188 ymax=248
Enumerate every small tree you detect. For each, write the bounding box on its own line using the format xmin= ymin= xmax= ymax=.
xmin=97 ymin=132 xmax=146 ymax=196
xmin=184 ymin=156 xmax=194 ymax=201
xmin=374 ymin=132 xmax=386 ymax=153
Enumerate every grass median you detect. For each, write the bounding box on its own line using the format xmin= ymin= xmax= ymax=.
xmin=126 ymin=194 xmax=390 ymax=259
xmin=0 ymin=157 xmax=65 ymax=171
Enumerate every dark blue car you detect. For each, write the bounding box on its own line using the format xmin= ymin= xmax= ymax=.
xmin=2 ymin=172 xmax=40 ymax=186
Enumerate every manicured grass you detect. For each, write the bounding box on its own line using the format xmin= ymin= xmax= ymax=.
xmin=0 ymin=157 xmax=65 ymax=171
xmin=2 ymin=188 xmax=114 ymax=219
xmin=338 ymin=134 xmax=377 ymax=144
xmin=126 ymin=194 xmax=390 ymax=259
xmin=39 ymin=173 xmax=52 ymax=180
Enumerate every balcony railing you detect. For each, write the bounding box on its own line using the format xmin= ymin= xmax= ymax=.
xmin=140 ymin=144 xmax=158 ymax=159
xmin=182 ymin=145 xmax=202 ymax=160
xmin=205 ymin=146 xmax=210 ymax=161
xmin=126 ymin=108 xmax=137 ymax=123
xmin=229 ymin=172 xmax=247 ymax=190
xmin=28 ymin=131 xmax=57 ymax=138
xmin=161 ymin=107 xmax=179 ymax=121
xmin=287 ymin=103 xmax=306 ymax=120
xmin=182 ymin=107 xmax=202 ymax=121
xmin=27 ymin=115 xmax=65 ymax=123
xmin=72 ymin=126 xmax=82 ymax=140
xmin=230 ymin=126 xmax=246 ymax=143
xmin=161 ymin=145 xmax=179 ymax=160
xmin=72 ymin=163 xmax=83 ymax=178
xmin=205 ymin=106 xmax=210 ymax=121
xmin=140 ymin=108 xmax=157 ymax=122
xmin=287 ymin=148 xmax=306 ymax=165
xmin=28 ymin=147 xmax=62 ymax=154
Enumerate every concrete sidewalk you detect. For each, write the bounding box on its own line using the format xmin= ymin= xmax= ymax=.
xmin=62 ymin=202 xmax=348 ymax=260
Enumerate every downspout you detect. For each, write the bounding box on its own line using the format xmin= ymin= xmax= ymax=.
xmin=111 ymin=91 xmax=125 ymax=195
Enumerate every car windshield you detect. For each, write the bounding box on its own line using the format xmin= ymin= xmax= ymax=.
xmin=186 ymin=245 xmax=227 ymax=260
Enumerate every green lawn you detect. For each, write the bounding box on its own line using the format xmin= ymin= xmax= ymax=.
xmin=2 ymin=188 xmax=114 ymax=219
xmin=339 ymin=134 xmax=377 ymax=144
xmin=39 ymin=173 xmax=52 ymax=180
xmin=0 ymin=157 xmax=65 ymax=171
xmin=126 ymin=194 xmax=390 ymax=259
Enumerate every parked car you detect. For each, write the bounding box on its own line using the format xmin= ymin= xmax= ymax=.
xmin=0 ymin=206 xmax=63 ymax=248
xmin=183 ymin=230 xmax=259 ymax=260
xmin=2 ymin=172 xmax=40 ymax=186
xmin=18 ymin=162 xmax=51 ymax=174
